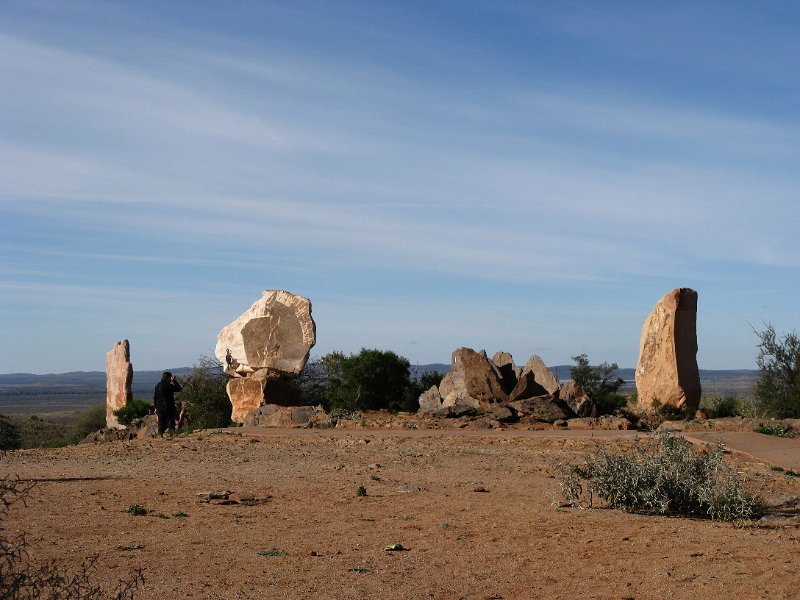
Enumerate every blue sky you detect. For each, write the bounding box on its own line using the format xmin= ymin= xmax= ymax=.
xmin=1 ymin=0 xmax=798 ymax=374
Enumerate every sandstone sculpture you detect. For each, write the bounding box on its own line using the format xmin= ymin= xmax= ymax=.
xmin=216 ymin=290 xmax=316 ymax=424
xmin=635 ymin=288 xmax=701 ymax=412
xmin=106 ymin=340 xmax=133 ymax=429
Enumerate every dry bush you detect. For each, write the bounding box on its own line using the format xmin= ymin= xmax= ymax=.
xmin=554 ymin=431 xmax=765 ymax=522
xmin=0 ymin=471 xmax=144 ymax=599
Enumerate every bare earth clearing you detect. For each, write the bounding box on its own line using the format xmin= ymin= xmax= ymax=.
xmin=3 ymin=426 xmax=799 ymax=599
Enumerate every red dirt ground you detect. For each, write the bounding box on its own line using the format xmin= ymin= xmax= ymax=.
xmin=3 ymin=427 xmax=799 ymax=599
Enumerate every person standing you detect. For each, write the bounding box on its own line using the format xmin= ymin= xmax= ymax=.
xmin=153 ymin=371 xmax=181 ymax=435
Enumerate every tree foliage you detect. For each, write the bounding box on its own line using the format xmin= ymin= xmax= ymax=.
xmin=753 ymin=324 xmax=800 ymax=418
xmin=310 ymin=349 xmax=416 ymax=412
xmin=180 ymin=357 xmax=232 ymax=429
xmin=0 ymin=418 xmax=21 ymax=451
xmin=570 ymin=354 xmax=626 ymax=414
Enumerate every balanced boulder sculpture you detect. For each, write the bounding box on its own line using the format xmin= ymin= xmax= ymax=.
xmin=106 ymin=340 xmax=133 ymax=429
xmin=215 ymin=290 xmax=316 ymax=423
xmin=635 ymin=288 xmax=701 ymax=412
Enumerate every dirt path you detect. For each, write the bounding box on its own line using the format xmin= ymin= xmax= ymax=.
xmin=3 ymin=429 xmax=799 ymax=599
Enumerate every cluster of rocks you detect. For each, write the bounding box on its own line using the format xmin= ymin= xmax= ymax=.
xmin=82 ymin=415 xmax=158 ymax=443
xmin=418 ymin=348 xmax=594 ymax=422
xmin=97 ymin=285 xmax=701 ymax=435
xmin=215 ymin=290 xmax=317 ymax=424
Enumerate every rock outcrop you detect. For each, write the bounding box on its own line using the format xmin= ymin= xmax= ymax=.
xmin=418 ymin=348 xmax=575 ymax=423
xmin=216 ymin=290 xmax=316 ymax=424
xmin=635 ymin=288 xmax=701 ymax=412
xmin=106 ymin=340 xmax=133 ymax=429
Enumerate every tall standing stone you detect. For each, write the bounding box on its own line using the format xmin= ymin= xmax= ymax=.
xmin=635 ymin=288 xmax=701 ymax=412
xmin=106 ymin=340 xmax=133 ymax=429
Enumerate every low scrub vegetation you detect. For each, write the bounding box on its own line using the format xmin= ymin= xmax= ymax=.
xmin=570 ymin=354 xmax=626 ymax=415
xmin=180 ymin=357 xmax=232 ymax=429
xmin=0 ymin=406 xmax=106 ymax=450
xmin=754 ymin=423 xmax=798 ymax=438
xmin=112 ymin=399 xmax=152 ymax=426
xmin=302 ymin=349 xmax=422 ymax=413
xmin=0 ymin=473 xmax=144 ymax=598
xmin=752 ymin=323 xmax=799 ymax=418
xmin=555 ymin=431 xmax=765 ymax=522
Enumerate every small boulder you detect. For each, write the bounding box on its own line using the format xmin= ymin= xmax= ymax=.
xmin=509 ymin=395 xmax=572 ymax=422
xmin=559 ymin=381 xmax=595 ymax=417
xmin=417 ymin=385 xmax=443 ymax=414
xmin=243 ymin=404 xmax=322 ymax=427
xmin=566 ymin=416 xmax=632 ymax=430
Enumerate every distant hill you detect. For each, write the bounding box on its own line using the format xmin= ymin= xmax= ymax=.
xmin=0 ymin=364 xmax=760 ymax=416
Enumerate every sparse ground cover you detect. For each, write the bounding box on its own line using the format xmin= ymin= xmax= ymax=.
xmin=2 ymin=427 xmax=798 ymax=599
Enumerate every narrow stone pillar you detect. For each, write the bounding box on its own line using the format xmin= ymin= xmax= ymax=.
xmin=106 ymin=340 xmax=133 ymax=429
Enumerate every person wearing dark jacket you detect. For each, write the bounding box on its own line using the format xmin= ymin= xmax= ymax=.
xmin=153 ymin=371 xmax=182 ymax=434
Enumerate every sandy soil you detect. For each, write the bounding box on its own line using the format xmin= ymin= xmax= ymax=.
xmin=2 ymin=427 xmax=799 ymax=600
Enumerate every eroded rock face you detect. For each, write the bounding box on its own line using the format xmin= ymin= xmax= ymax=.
xmin=215 ymin=290 xmax=316 ymax=377
xmin=507 ymin=371 xmax=549 ymax=403
xmin=439 ymin=348 xmax=508 ymax=410
xmin=635 ymin=288 xmax=701 ymax=412
xmin=106 ymin=340 xmax=133 ymax=429
xmin=418 ymin=385 xmax=443 ymax=414
xmin=491 ymin=351 xmax=521 ymax=394
xmin=521 ymin=355 xmax=561 ymax=395
xmin=226 ymin=376 xmax=269 ymax=424
xmin=560 ymin=381 xmax=595 ymax=417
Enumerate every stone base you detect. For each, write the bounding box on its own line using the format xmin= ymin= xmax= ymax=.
xmin=227 ymin=377 xmax=306 ymax=424
xmin=243 ymin=404 xmax=323 ymax=428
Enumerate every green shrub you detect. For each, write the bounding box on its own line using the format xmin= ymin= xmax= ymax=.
xmin=570 ymin=354 xmax=626 ymax=414
xmin=698 ymin=394 xmax=742 ymax=419
xmin=180 ymin=357 xmax=232 ymax=429
xmin=0 ymin=417 xmax=22 ymax=450
xmin=1 ymin=476 xmax=143 ymax=598
xmin=70 ymin=405 xmax=109 ymax=443
xmin=126 ymin=504 xmax=148 ymax=516
xmin=753 ymin=324 xmax=800 ymax=418
xmin=319 ymin=349 xmax=415 ymax=412
xmin=754 ymin=423 xmax=798 ymax=438
xmin=112 ymin=399 xmax=152 ymax=427
xmin=555 ymin=431 xmax=765 ymax=521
